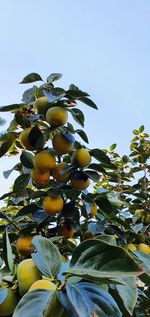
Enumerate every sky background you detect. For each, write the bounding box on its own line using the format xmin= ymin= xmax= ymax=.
xmin=0 ymin=0 xmax=150 ymax=198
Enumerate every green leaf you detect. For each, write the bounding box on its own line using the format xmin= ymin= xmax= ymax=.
xmin=115 ymin=278 xmax=138 ymax=315
xmin=20 ymin=151 xmax=34 ymax=168
xmin=31 ymin=236 xmax=61 ymax=278
xmin=0 ymin=103 xmax=25 ymax=112
xmin=109 ymin=144 xmax=117 ymax=151
xmin=67 ymin=240 xmax=142 ymax=280
xmin=47 ymin=73 xmax=62 ymax=83
xmin=15 ymin=113 xmax=31 ymax=128
xmin=13 ymin=290 xmax=64 ymax=317
xmin=43 ymin=87 xmax=65 ymax=102
xmin=88 ymin=163 xmax=106 ymax=174
xmin=20 ymin=73 xmax=43 ymax=84
xmin=0 ymin=140 xmax=14 ymax=158
xmin=22 ymin=87 xmax=36 ymax=103
xmin=13 ymin=174 xmax=30 ymax=193
xmin=69 ymin=108 xmax=85 ymax=127
xmin=134 ymin=251 xmax=150 ymax=277
xmin=75 ymin=129 xmax=89 ymax=143
xmin=79 ymin=96 xmax=98 ymax=109
xmin=64 ymin=282 xmax=121 ymax=317
xmin=84 ymin=170 xmax=100 ymax=182
xmin=3 ymin=163 xmax=21 ymax=179
xmin=96 ymin=235 xmax=117 ymax=246
xmin=139 ymin=125 xmax=144 ymax=133
xmin=14 ymin=204 xmax=40 ymax=219
xmin=132 ymin=129 xmax=139 ymax=135
xmin=0 ymin=288 xmax=8 ymax=304
xmin=90 ymin=148 xmax=116 ymax=169
xmin=66 ymin=88 xmax=89 ymax=99
xmin=3 ymin=230 xmax=14 ymax=273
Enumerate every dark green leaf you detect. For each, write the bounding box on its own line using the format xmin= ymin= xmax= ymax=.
xmin=66 ymin=89 xmax=89 ymax=99
xmin=3 ymin=230 xmax=14 ymax=273
xmin=84 ymin=170 xmax=100 ymax=182
xmin=14 ymin=204 xmax=40 ymax=219
xmin=88 ymin=163 xmax=106 ymax=174
xmin=67 ymin=240 xmax=142 ymax=280
xmin=32 ymin=236 xmax=61 ymax=278
xmin=139 ymin=125 xmax=144 ymax=133
xmin=22 ymin=87 xmax=36 ymax=103
xmin=20 ymin=151 xmax=34 ymax=168
xmin=47 ymin=73 xmax=62 ymax=83
xmin=13 ymin=290 xmax=63 ymax=317
xmin=15 ymin=113 xmax=31 ymax=128
xmin=69 ymin=108 xmax=85 ymax=127
xmin=75 ymin=129 xmax=89 ymax=143
xmin=43 ymin=87 xmax=65 ymax=102
xmin=0 ymin=103 xmax=26 ymax=112
xmin=13 ymin=174 xmax=30 ymax=193
xmin=0 ymin=137 xmax=16 ymax=158
xmin=20 ymin=73 xmax=43 ymax=84
xmin=65 ymin=282 xmax=121 ymax=317
xmin=90 ymin=148 xmax=116 ymax=169
xmin=79 ymin=96 xmax=98 ymax=109
xmin=115 ymin=278 xmax=138 ymax=315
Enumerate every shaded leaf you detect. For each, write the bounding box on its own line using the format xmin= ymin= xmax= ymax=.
xmin=65 ymin=282 xmax=121 ymax=317
xmin=75 ymin=129 xmax=89 ymax=143
xmin=13 ymin=174 xmax=30 ymax=193
xmin=90 ymin=149 xmax=116 ymax=169
xmin=20 ymin=151 xmax=34 ymax=168
xmin=0 ymin=103 xmax=26 ymax=112
xmin=67 ymin=240 xmax=142 ymax=280
xmin=20 ymin=73 xmax=43 ymax=84
xmin=47 ymin=73 xmax=62 ymax=83
xmin=69 ymin=108 xmax=85 ymax=127
xmin=79 ymin=96 xmax=98 ymax=109
xmin=84 ymin=170 xmax=100 ymax=182
xmin=115 ymin=278 xmax=138 ymax=315
xmin=31 ymin=236 xmax=61 ymax=278
xmin=3 ymin=230 xmax=14 ymax=273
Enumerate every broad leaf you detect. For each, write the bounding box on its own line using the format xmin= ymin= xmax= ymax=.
xmin=14 ymin=204 xmax=40 ymax=219
xmin=67 ymin=240 xmax=142 ymax=280
xmin=13 ymin=290 xmax=64 ymax=317
xmin=0 ymin=103 xmax=25 ymax=112
xmin=75 ymin=129 xmax=89 ymax=143
xmin=90 ymin=148 xmax=116 ymax=169
xmin=31 ymin=236 xmax=61 ymax=278
xmin=115 ymin=278 xmax=138 ymax=315
xmin=64 ymin=282 xmax=121 ymax=317
xmin=134 ymin=251 xmax=150 ymax=276
xmin=13 ymin=174 xmax=30 ymax=193
xmin=20 ymin=151 xmax=34 ymax=168
xmin=79 ymin=96 xmax=98 ymax=109
xmin=43 ymin=87 xmax=65 ymax=102
xmin=20 ymin=73 xmax=43 ymax=84
xmin=47 ymin=73 xmax=62 ymax=83
xmin=3 ymin=230 xmax=14 ymax=273
xmin=69 ymin=108 xmax=85 ymax=127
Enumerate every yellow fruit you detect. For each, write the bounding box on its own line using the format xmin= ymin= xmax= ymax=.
xmin=0 ymin=288 xmax=18 ymax=316
xmin=17 ymin=259 xmax=41 ymax=296
xmin=16 ymin=235 xmax=34 ymax=256
xmin=34 ymin=96 xmax=49 ymax=115
xmin=58 ymin=223 xmax=74 ymax=239
xmin=31 ymin=168 xmax=50 ymax=185
xmin=89 ymin=203 xmax=97 ymax=218
xmin=29 ymin=279 xmax=56 ymax=292
xmin=33 ymin=150 xmax=56 ymax=170
xmin=43 ymin=195 xmax=64 ymax=214
xmin=70 ymin=172 xmax=90 ymax=190
xmin=126 ymin=243 xmax=137 ymax=252
xmin=144 ymin=213 xmax=150 ymax=225
xmin=72 ymin=148 xmax=91 ymax=168
xmin=52 ymin=132 xmax=75 ymax=155
xmin=19 ymin=127 xmax=36 ymax=151
xmin=46 ymin=106 xmax=68 ymax=128
xmin=52 ymin=162 xmax=71 ymax=183
xmin=137 ymin=243 xmax=150 ymax=255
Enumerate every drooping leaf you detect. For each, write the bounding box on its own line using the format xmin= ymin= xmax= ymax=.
xmin=14 ymin=204 xmax=40 ymax=219
xmin=75 ymin=129 xmax=89 ymax=143
xmin=0 ymin=103 xmax=26 ymax=112
xmin=90 ymin=148 xmax=116 ymax=169
xmin=115 ymin=278 xmax=138 ymax=315
xmin=47 ymin=73 xmax=62 ymax=83
xmin=67 ymin=240 xmax=142 ymax=280
xmin=20 ymin=73 xmax=43 ymax=84
xmin=20 ymin=151 xmax=34 ymax=168
xmin=13 ymin=290 xmax=64 ymax=317
xmin=84 ymin=170 xmax=100 ymax=182
xmin=79 ymin=96 xmax=98 ymax=109
xmin=13 ymin=174 xmax=30 ymax=193
xmin=31 ymin=236 xmax=61 ymax=278
xmin=3 ymin=230 xmax=14 ymax=273
xmin=64 ymin=282 xmax=121 ymax=317
xmin=69 ymin=108 xmax=85 ymax=127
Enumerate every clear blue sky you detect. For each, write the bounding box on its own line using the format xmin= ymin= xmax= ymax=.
xmin=0 ymin=0 xmax=150 ymax=196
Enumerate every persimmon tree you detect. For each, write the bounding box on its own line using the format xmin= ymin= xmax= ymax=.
xmin=0 ymin=72 xmax=149 ymax=317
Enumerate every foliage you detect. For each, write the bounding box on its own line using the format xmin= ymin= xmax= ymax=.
xmin=0 ymin=72 xmax=149 ymax=316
